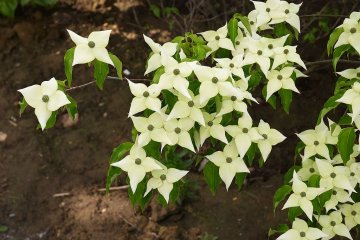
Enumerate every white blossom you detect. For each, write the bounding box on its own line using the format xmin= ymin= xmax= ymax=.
xmin=199 ymin=113 xmax=228 ymax=145
xmin=297 ymin=158 xmax=319 ymax=181
xmin=337 ymin=67 xmax=360 ymax=80
xmin=214 ymin=54 xmax=246 ymax=79
xmin=318 ymin=211 xmax=353 ymax=240
xmin=335 ymin=13 xmax=360 ymax=54
xmin=277 ymin=218 xmax=327 ymax=240
xmin=272 ymin=46 xmax=306 ymax=70
xmin=340 ymin=203 xmax=360 ymax=230
xmin=242 ymin=39 xmax=272 ymax=74
xmin=199 ymin=24 xmax=235 ymax=56
xmin=337 ymin=82 xmax=360 ymax=121
xmin=325 ymin=188 xmax=354 ymax=212
xmin=266 ymin=67 xmax=299 ymax=100
xmin=128 ymin=81 xmax=161 ymax=116
xmin=163 ymin=117 xmax=195 ymax=152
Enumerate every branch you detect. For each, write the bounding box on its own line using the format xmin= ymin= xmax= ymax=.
xmin=300 ymin=14 xmax=348 ymax=18
xmin=305 ymin=59 xmax=360 ymax=66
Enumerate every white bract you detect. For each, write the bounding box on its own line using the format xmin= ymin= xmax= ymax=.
xmin=340 ymin=203 xmax=360 ymax=230
xmin=252 ymin=0 xmax=286 ymax=27
xmin=67 ymin=29 xmax=113 ymax=66
xmin=266 ymin=67 xmax=299 ymax=100
xmin=272 ymin=46 xmax=306 ymax=70
xmin=18 ymin=78 xmax=70 ymax=130
xmin=206 ymin=141 xmax=249 ymax=190
xmin=127 ymin=81 xmax=161 ymax=116
xmin=111 ymin=144 xmax=162 ymax=192
xmin=318 ymin=211 xmax=353 ymax=240
xmin=199 ymin=113 xmax=228 ymax=145
xmin=163 ymin=118 xmax=195 ymax=152
xmin=337 ymin=67 xmax=360 ymax=80
xmin=199 ymin=24 xmax=234 ymax=56
xmin=324 ymin=188 xmax=354 ymax=212
xmin=297 ymin=158 xmax=319 ymax=181
xmin=270 ymin=2 xmax=301 ymax=32
xmin=242 ymin=39 xmax=272 ymax=74
xmin=337 ymin=82 xmax=360 ymax=121
xmin=282 ymin=172 xmax=325 ymax=220
xmin=335 ymin=12 xmax=360 ymax=54
xmin=277 ymin=218 xmax=327 ymax=240
xmin=216 ymin=95 xmax=249 ymax=117
xmin=214 ymin=54 xmax=246 ymax=79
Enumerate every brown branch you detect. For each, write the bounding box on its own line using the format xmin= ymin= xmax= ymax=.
xmin=305 ymin=59 xmax=360 ymax=66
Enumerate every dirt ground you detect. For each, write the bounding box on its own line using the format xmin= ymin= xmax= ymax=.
xmin=0 ymin=0 xmax=351 ymax=239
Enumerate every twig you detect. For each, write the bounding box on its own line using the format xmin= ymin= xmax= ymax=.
xmin=66 ymin=80 xmax=96 ymax=92
xmin=305 ymin=59 xmax=360 ymax=66
xmin=98 ymin=185 xmax=129 ymax=192
xmin=300 ymin=14 xmax=348 ymax=18
xmin=52 ymin=192 xmax=71 ymax=198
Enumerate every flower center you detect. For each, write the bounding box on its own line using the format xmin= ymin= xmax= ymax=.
xmin=350 ymin=27 xmax=357 ymax=34
xmin=215 ymin=36 xmax=220 ymax=40
xmin=313 ymin=140 xmax=319 ymax=146
xmin=330 ymin=221 xmax=336 ymax=227
xmin=300 ymin=232 xmax=305 ymax=237
xmin=330 ymin=172 xmax=336 ymax=178
xmin=242 ymin=128 xmax=248 ymax=133
xmin=143 ymin=91 xmax=150 ymax=97
xmin=283 ymin=49 xmax=289 ymax=54
xmin=160 ymin=174 xmax=166 ymax=181
xmin=250 ymin=21 xmax=254 ymax=25
xmin=300 ymin=192 xmax=306 ymax=197
xmin=229 ymin=63 xmax=235 ymax=68
xmin=231 ymin=96 xmax=237 ymax=101
xmin=173 ymin=69 xmax=180 ymax=75
xmin=350 ymin=172 xmax=355 ymax=177
xmin=226 ymin=157 xmax=232 ymax=163
xmin=175 ymin=127 xmax=181 ymax=134
xmin=212 ymin=77 xmax=219 ymax=83
xmin=277 ymin=75 xmax=283 ymax=80
xmin=42 ymin=95 xmax=49 ymax=103
xmin=332 ymin=190 xmax=337 ymax=195
xmin=266 ymin=8 xmax=270 ymax=12
xmin=188 ymin=101 xmax=194 ymax=107
xmin=351 ymin=210 xmax=357 ymax=216
xmin=236 ymin=41 xmax=240 ymax=45
xmin=88 ymin=41 xmax=95 ymax=48
xmin=147 ymin=124 xmax=154 ymax=131
xmin=208 ymin=121 xmax=214 ymax=127
xmin=257 ymin=50 xmax=263 ymax=55
xmin=309 ymin=167 xmax=315 ymax=173
xmin=357 ymin=72 xmax=360 ymax=78
xmin=285 ymin=9 xmax=290 ymax=14
xmin=135 ymin=158 xmax=142 ymax=165
xmin=262 ymin=134 xmax=268 ymax=139
xmin=268 ymin=44 xmax=273 ymax=49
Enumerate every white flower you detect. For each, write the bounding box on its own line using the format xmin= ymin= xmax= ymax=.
xmin=18 ymin=78 xmax=70 ymax=130
xmin=143 ymin=35 xmax=177 ymax=75
xmin=254 ymin=120 xmax=286 ymax=161
xmin=270 ymin=2 xmax=302 ymax=33
xmin=127 ymin=81 xmax=161 ymax=116
xmin=111 ymin=144 xmax=162 ymax=192
xmin=214 ymin=54 xmax=246 ymax=79
xmin=199 ymin=24 xmax=235 ymax=56
xmin=337 ymin=67 xmax=360 ymax=80
xmin=252 ymin=0 xmax=287 ymax=27
xmin=206 ymin=140 xmax=249 ymax=189
xmin=282 ymin=171 xmax=325 ymax=220
xmin=226 ymin=114 xmax=263 ymax=158
xmin=166 ymin=91 xmax=207 ymax=126
xmin=335 ymin=16 xmax=360 ymax=54
xmin=348 ymin=162 xmax=360 ymax=186
xmin=144 ymin=165 xmax=188 ymax=203
xmin=216 ymin=96 xmax=249 ymax=117
xmin=199 ymin=113 xmax=228 ymax=145
xmin=157 ymin=57 xmax=194 ymax=99
xmin=272 ymin=46 xmax=306 ymax=70
xmin=193 ymin=65 xmax=240 ymax=104
xmin=325 ymin=188 xmax=354 ymax=212
xmin=260 ymin=35 xmax=289 ymax=57
xmin=266 ymin=67 xmax=299 ymax=100
xmin=340 ymin=203 xmax=360 ymax=230
xmin=231 ymin=33 xmax=248 ymax=56
xmin=164 ymin=118 xmax=195 ymax=152
xmin=297 ymin=158 xmax=319 ymax=181
xmin=242 ymin=39 xmax=272 ymax=74
xmin=316 ymin=159 xmax=355 ymax=193
xmin=67 ymin=29 xmax=113 ymax=66
xmin=277 ymin=218 xmax=327 ymax=240
xmin=337 ymin=82 xmax=360 ymax=121
xmin=318 ymin=211 xmax=353 ymax=240
xmin=131 ymin=112 xmax=172 ymax=147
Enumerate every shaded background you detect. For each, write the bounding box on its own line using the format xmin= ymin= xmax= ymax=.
xmin=0 ymin=0 xmax=358 ymax=239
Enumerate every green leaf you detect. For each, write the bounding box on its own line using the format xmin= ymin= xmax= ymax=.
xmin=0 ymin=225 xmax=9 ymax=233
xmin=128 ymin=179 xmax=153 ymax=210
xmin=152 ymin=67 xmax=165 ymax=84
xmin=262 ymin=86 xmax=277 ymax=109
xmin=268 ymin=224 xmax=289 ymax=237
xmin=308 ymin=174 xmax=321 ymax=187
xmin=109 ymin=53 xmax=123 ymax=79
xmin=45 ymin=111 xmax=57 ymax=129
xmin=203 ymin=161 xmax=221 ymax=194
xmin=0 ymin=0 xmax=17 ymax=18
xmin=64 ymin=47 xmax=75 ymax=87
xmin=94 ymin=59 xmax=109 ymax=90
xmin=283 ymin=165 xmax=301 ymax=184
xmin=279 ymin=89 xmax=293 ymax=114
xmin=233 ymin=13 xmax=251 ymax=36
xmin=337 ymin=127 xmax=355 ymax=164
xmin=192 ymin=45 xmax=208 ymax=61
xmin=273 ymin=185 xmax=292 ymax=211
xmin=317 ymin=93 xmax=343 ymax=124
xmin=288 ymin=207 xmax=302 ymax=222
xmin=333 ymin=45 xmax=351 ymax=71
xmin=228 ymin=17 xmax=239 ymax=44
xmin=327 ymin=27 xmax=344 ymax=56
xmin=65 ymin=95 xmax=78 ymax=119
xmin=235 ymin=172 xmax=247 ymax=190
xmin=19 ymin=98 xmax=27 ymax=116
xmin=106 ymin=142 xmax=133 ymax=193
xmin=149 ymin=4 xmax=161 ymax=18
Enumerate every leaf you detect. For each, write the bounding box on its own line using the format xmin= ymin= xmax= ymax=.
xmin=327 ymin=27 xmax=344 ymax=55
xmin=337 ymin=127 xmax=355 ymax=164
xmin=152 ymin=67 xmax=165 ymax=84
xmin=94 ymin=59 xmax=109 ymax=90
xmin=0 ymin=225 xmax=9 ymax=233
xmin=233 ymin=13 xmax=251 ymax=36
xmin=288 ymin=207 xmax=302 ymax=222
xmin=278 ymin=89 xmax=293 ymax=114
xmin=262 ymin=86 xmax=277 ymax=109
xmin=192 ymin=45 xmax=207 ymax=61
xmin=317 ymin=93 xmax=343 ymax=124
xmin=149 ymin=4 xmax=161 ymax=18
xmin=273 ymin=185 xmax=292 ymax=211
xmin=19 ymin=98 xmax=27 ymax=116
xmin=203 ymin=161 xmax=221 ymax=194
xmin=64 ymin=47 xmax=75 ymax=87
xmin=268 ymin=224 xmax=289 ymax=237
xmin=228 ymin=17 xmax=239 ymax=44
xmin=65 ymin=95 xmax=77 ymax=119
xmin=307 ymin=174 xmax=321 ymax=187
xmin=235 ymin=173 xmax=247 ymax=190
xmin=109 ymin=53 xmax=123 ymax=79
xmin=128 ymin=179 xmax=153 ymax=210
xmin=333 ymin=45 xmax=351 ymax=71
xmin=45 ymin=111 xmax=57 ymax=129
xmin=0 ymin=0 xmax=17 ymax=18
xmin=105 ymin=142 xmax=133 ymax=193
xmin=283 ymin=165 xmax=301 ymax=184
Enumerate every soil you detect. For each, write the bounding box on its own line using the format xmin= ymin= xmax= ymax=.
xmin=0 ymin=1 xmax=352 ymax=240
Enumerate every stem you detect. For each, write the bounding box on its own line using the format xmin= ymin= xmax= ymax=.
xmin=300 ymin=14 xmax=348 ymax=18
xmin=305 ymin=59 xmax=360 ymax=66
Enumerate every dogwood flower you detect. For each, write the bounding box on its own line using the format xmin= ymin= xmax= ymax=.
xmin=335 ymin=16 xmax=360 ymax=54
xmin=266 ymin=67 xmax=299 ymax=100
xmin=216 ymin=96 xmax=249 ymax=117
xmin=214 ymin=54 xmax=246 ymax=79
xmin=199 ymin=113 xmax=228 ymax=145
xmin=18 ymin=78 xmax=70 ymax=130
xmin=325 ymin=188 xmax=354 ymax=212
xmin=260 ymin=35 xmax=289 ymax=57
xmin=348 ymin=162 xmax=360 ymax=186
xmin=316 ymin=159 xmax=355 ymax=193
xmin=318 ymin=211 xmax=353 ymax=240
xmin=252 ymin=0 xmax=286 ymax=27
xmin=131 ymin=112 xmax=172 ymax=147
xmin=143 ymin=35 xmax=177 ymax=75
xmin=199 ymin=24 xmax=235 ymax=56
xmin=270 ymin=2 xmax=301 ymax=33
xmin=226 ymin=114 xmax=263 ymax=157
xmin=297 ymin=158 xmax=319 ymax=181
xmin=254 ymin=120 xmax=286 ymax=161
xmin=193 ymin=65 xmax=240 ymax=104
xmin=231 ymin=33 xmax=248 ymax=56
xmin=206 ymin=140 xmax=249 ymax=189
xmin=340 ymin=203 xmax=360 ymax=230
xmin=283 ymin=172 xmax=325 ymax=220
xmin=67 ymin=29 xmax=113 ymax=66
xmin=158 ymin=57 xmax=193 ymax=99
xmin=276 ymin=218 xmax=327 ymax=240
xmin=127 ymin=81 xmax=161 ymax=116
xmin=111 ymin=144 xmax=162 ymax=192
xmin=272 ymin=46 xmax=306 ymax=70
xmin=144 ymin=164 xmax=188 ymax=203
xmin=337 ymin=67 xmax=360 ymax=80
xmin=242 ymin=39 xmax=272 ymax=74
xmin=337 ymin=82 xmax=360 ymax=121
xmin=167 ymin=91 xmax=207 ymax=126
xmin=164 ymin=118 xmax=195 ymax=152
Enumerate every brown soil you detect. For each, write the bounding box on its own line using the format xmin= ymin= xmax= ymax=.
xmin=0 ymin=1 xmax=350 ymax=240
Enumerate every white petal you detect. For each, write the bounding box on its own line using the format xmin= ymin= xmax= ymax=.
xmin=282 ymin=78 xmax=300 ymax=93
xmin=137 ymin=132 xmax=151 ymax=147
xmin=306 ymin=227 xmax=328 ymax=240
xmin=129 ymin=98 xmax=146 ymax=116
xmin=47 ymin=91 xmax=70 ymax=111
xmin=219 ymin=38 xmax=235 ymax=51
xmin=190 ymin=108 xmax=206 ymax=126
xmin=276 ymin=229 xmax=300 ymax=240
xmin=283 ymin=194 xmax=300 ymax=209
xmin=349 ymin=33 xmax=360 ymax=55
xmin=161 ymin=42 xmax=178 ymax=57
xmin=93 ymin=47 xmax=114 ymax=66
xmin=73 ymin=45 xmax=95 ymax=66
xmin=41 ymin=78 xmax=58 ymax=96
xmin=299 ymin=198 xmax=314 ymax=220
xmin=88 ymin=30 xmax=111 ymax=47
xmin=131 ymin=116 xmax=148 ymax=132
xmin=18 ymin=84 xmax=42 ymax=108
xmin=157 ymin=181 xmax=173 ymax=203
xmin=35 ymin=102 xmax=52 ymax=130
xmin=316 ymin=159 xmax=334 ymax=177
xmin=142 ymin=157 xmax=162 ymax=172
xmin=210 ymin=125 xmax=228 ymax=144
xmin=168 ymin=101 xmax=191 ymax=119
xmin=257 ymin=140 xmax=272 ymax=161
xmin=199 ymin=81 xmax=218 ymax=103
xmin=232 ymin=158 xmax=250 ymax=173
xmin=178 ymin=132 xmax=195 ymax=152
xmin=144 ymin=178 xmax=162 ymax=196
xmin=67 ymin=29 xmax=87 ymax=45
xmin=266 ymin=79 xmax=282 ymax=100
xmin=143 ymin=34 xmax=161 ymax=53
xmin=207 ymin=151 xmax=226 ymax=167
xmin=333 ymin=224 xmax=353 ymax=240
xmin=173 ymin=76 xmax=191 ymax=99
xmin=145 ymin=97 xmax=162 ymax=113
xmin=219 ymin=164 xmax=236 ymax=190
xmin=166 ymin=168 xmax=188 ymax=183
xmin=128 ymin=165 xmax=146 ymax=192
xmin=145 ymin=53 xmax=162 ymax=75
xmin=150 ymin=128 xmax=172 ymax=145
xmin=235 ymin=133 xmax=252 ymax=158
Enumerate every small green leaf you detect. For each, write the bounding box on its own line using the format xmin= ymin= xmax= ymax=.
xmin=337 ymin=127 xmax=356 ymax=164
xmin=279 ymin=89 xmax=293 ymax=114
xmin=317 ymin=93 xmax=343 ymax=124
xmin=333 ymin=45 xmax=351 ymax=71
xmin=109 ymin=53 xmax=123 ymax=79
xmin=149 ymin=4 xmax=161 ymax=18
xmin=0 ymin=0 xmax=17 ymax=18
xmin=308 ymin=174 xmax=321 ymax=187
xmin=273 ymin=185 xmax=292 ymax=211
xmin=45 ymin=111 xmax=57 ymax=129
xmin=233 ymin=13 xmax=251 ymax=35
xmin=0 ymin=225 xmax=9 ymax=233
xmin=288 ymin=207 xmax=302 ymax=222
xmin=19 ymin=98 xmax=27 ymax=116
xmin=327 ymin=27 xmax=344 ymax=55
xmin=203 ymin=161 xmax=221 ymax=194
xmin=228 ymin=17 xmax=239 ymax=44
xmin=65 ymin=95 xmax=77 ymax=119
xmin=235 ymin=172 xmax=247 ymax=190
xmin=64 ymin=47 xmax=75 ymax=87
xmin=94 ymin=59 xmax=109 ymax=90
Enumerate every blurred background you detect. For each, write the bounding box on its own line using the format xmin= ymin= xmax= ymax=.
xmin=0 ymin=0 xmax=358 ymax=239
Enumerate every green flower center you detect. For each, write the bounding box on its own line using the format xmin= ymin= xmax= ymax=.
xmin=357 ymin=72 xmax=360 ymax=78
xmin=215 ymin=36 xmax=220 ymax=40
xmin=257 ymin=50 xmax=263 ymax=55
xmin=226 ymin=157 xmax=232 ymax=163
xmin=229 ymin=63 xmax=235 ymax=68
xmin=300 ymin=192 xmax=306 ymax=197
xmin=88 ymin=41 xmax=95 ymax=48
xmin=300 ymin=232 xmax=305 ymax=237
xmin=231 ymin=96 xmax=237 ymax=101
xmin=236 ymin=41 xmax=240 ymax=45
xmin=42 ymin=95 xmax=49 ymax=103
xmin=208 ymin=121 xmax=214 ymax=127
xmin=188 ymin=101 xmax=194 ymax=107
xmin=332 ymin=190 xmax=337 ymax=195
xmin=284 ymin=49 xmax=289 ymax=54
xmin=175 ymin=127 xmax=181 ymax=134
xmin=160 ymin=174 xmax=166 ymax=181
xmin=173 ymin=69 xmax=180 ymax=75
xmin=143 ymin=91 xmax=149 ymax=97
xmin=351 ymin=210 xmax=357 ymax=216
xmin=242 ymin=128 xmax=248 ymax=133
xmin=330 ymin=172 xmax=336 ymax=178
xmin=309 ymin=167 xmax=315 ymax=173
xmin=268 ymin=44 xmax=273 ymax=49
xmin=135 ymin=158 xmax=142 ymax=165
xmin=313 ymin=140 xmax=319 ymax=146
xmin=330 ymin=221 xmax=336 ymax=227
xmin=277 ymin=75 xmax=283 ymax=80
xmin=147 ymin=124 xmax=154 ymax=131
xmin=262 ymin=134 xmax=268 ymax=139
xmin=350 ymin=28 xmax=357 ymax=34
xmin=350 ymin=172 xmax=355 ymax=177
xmin=250 ymin=21 xmax=255 ymax=25
xmin=266 ymin=8 xmax=270 ymax=12
xmin=285 ymin=9 xmax=290 ymax=14
xmin=212 ymin=77 xmax=219 ymax=83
